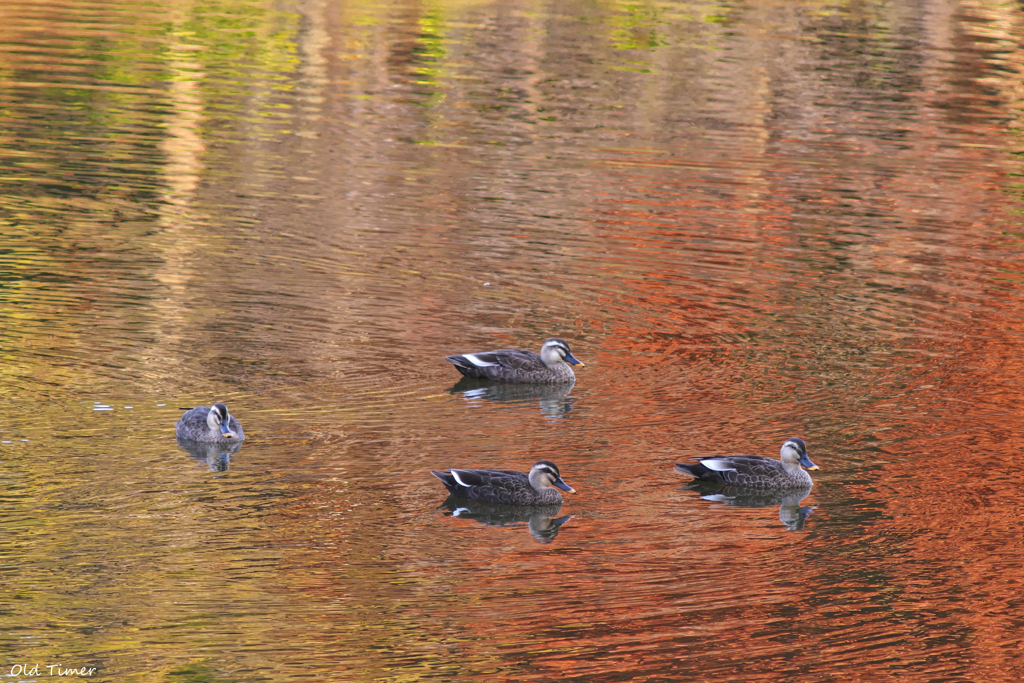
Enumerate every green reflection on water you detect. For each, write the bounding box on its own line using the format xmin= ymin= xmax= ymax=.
xmin=164 ymin=663 xmax=230 ymax=683
xmin=611 ymin=0 xmax=667 ymax=51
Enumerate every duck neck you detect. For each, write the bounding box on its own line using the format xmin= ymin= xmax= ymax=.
xmin=782 ymin=461 xmax=808 ymax=479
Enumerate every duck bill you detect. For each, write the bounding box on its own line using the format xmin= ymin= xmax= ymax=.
xmin=219 ymin=422 xmax=236 ymax=438
xmin=564 ymin=352 xmax=584 ymax=367
xmin=800 ymin=454 xmax=819 ymax=471
xmin=553 ymin=479 xmax=576 ymax=494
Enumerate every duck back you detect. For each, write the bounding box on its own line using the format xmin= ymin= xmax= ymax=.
xmin=445 ymin=349 xmax=575 ymax=384
xmin=431 ymin=468 xmax=564 ymax=505
xmin=675 ymin=455 xmax=812 ymax=488
xmin=175 ymin=405 xmax=245 ymax=443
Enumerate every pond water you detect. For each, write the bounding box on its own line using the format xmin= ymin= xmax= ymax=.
xmin=2 ymin=0 xmax=1024 ymax=680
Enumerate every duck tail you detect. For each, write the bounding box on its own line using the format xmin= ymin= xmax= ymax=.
xmin=430 ymin=470 xmax=460 ymax=495
xmin=444 ymin=355 xmax=485 ymax=378
xmin=674 ymin=462 xmax=700 ymax=478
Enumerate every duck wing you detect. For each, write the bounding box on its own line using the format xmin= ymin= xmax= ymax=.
xmin=449 ymin=468 xmax=528 ymax=488
xmin=177 ymin=406 xmax=206 ymax=422
xmin=702 ymin=455 xmax=782 ymax=477
xmin=675 ymin=455 xmax=783 ymax=485
xmin=492 ymin=349 xmax=545 ymax=371
xmin=445 ymin=349 xmax=544 ymax=380
xmin=431 ymin=468 xmax=531 ymax=504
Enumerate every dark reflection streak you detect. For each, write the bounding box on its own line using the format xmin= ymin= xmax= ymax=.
xmin=681 ymin=482 xmax=815 ymax=531
xmin=177 ymin=436 xmax=242 ymax=473
xmin=447 ymin=378 xmax=576 ymax=419
xmin=438 ymin=496 xmax=571 ymax=544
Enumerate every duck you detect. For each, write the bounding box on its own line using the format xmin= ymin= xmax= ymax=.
xmin=444 ymin=338 xmax=583 ymax=384
xmin=175 ymin=403 xmax=244 ymax=444
xmin=674 ymin=437 xmax=818 ymax=488
xmin=430 ymin=460 xmax=576 ymax=506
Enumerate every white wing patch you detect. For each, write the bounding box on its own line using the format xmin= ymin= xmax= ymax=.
xmin=701 ymin=459 xmax=738 ymax=472
xmin=463 ymin=353 xmax=497 ymax=367
xmin=451 ymin=470 xmax=470 ymax=487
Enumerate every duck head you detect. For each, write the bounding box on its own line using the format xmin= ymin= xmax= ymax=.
xmin=207 ymin=402 xmax=238 ymax=439
xmin=540 ymin=338 xmax=584 ymax=368
xmin=781 ymin=437 xmax=818 ymax=471
xmin=529 ymin=460 xmax=576 ymax=493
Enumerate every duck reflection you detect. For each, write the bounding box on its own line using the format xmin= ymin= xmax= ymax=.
xmin=448 ymin=378 xmax=576 ymax=419
xmin=177 ymin=436 xmax=243 ymax=472
xmin=682 ymin=482 xmax=815 ymax=530
xmin=439 ymin=497 xmax=572 ymax=543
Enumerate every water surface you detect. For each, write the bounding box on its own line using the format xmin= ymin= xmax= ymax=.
xmin=2 ymin=0 xmax=1024 ymax=680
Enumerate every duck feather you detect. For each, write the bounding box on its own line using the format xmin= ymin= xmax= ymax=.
xmin=675 ymin=438 xmax=818 ymax=489
xmin=431 ymin=460 xmax=575 ymax=506
xmin=445 ymin=338 xmax=582 ymax=384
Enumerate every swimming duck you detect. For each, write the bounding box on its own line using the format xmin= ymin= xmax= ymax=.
xmin=444 ymin=338 xmax=583 ymax=384
xmin=175 ymin=403 xmax=244 ymax=444
xmin=674 ymin=437 xmax=818 ymax=488
xmin=430 ymin=460 xmax=576 ymax=506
